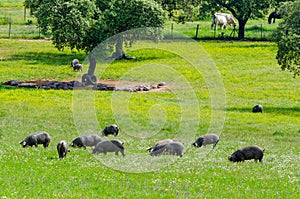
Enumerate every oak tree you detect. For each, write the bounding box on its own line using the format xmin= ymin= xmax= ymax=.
xmin=275 ymin=0 xmax=300 ymax=77
xmin=24 ymin=0 xmax=165 ymax=84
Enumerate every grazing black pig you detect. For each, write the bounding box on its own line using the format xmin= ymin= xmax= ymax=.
xmin=228 ymin=146 xmax=265 ymax=163
xmin=73 ymin=64 xmax=82 ymax=71
xmin=192 ymin=134 xmax=219 ymax=148
xmin=150 ymin=141 xmax=184 ymax=157
xmin=19 ymin=132 xmax=51 ymax=148
xmin=147 ymin=139 xmax=175 ymax=152
xmin=252 ymin=104 xmax=263 ymax=113
xmin=70 ymin=134 xmax=102 ymax=149
xmin=57 ymin=140 xmax=69 ymax=159
xmin=71 ymin=59 xmax=83 ymax=71
xmin=92 ymin=139 xmax=125 ymax=156
xmin=102 ymin=124 xmax=119 ymax=137
xmin=71 ymin=59 xmax=79 ymax=67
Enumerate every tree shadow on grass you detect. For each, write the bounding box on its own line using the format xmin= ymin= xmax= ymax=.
xmin=5 ymin=51 xmax=86 ymax=66
xmin=245 ymin=25 xmax=275 ymax=32
xmin=6 ymin=50 xmax=177 ymax=65
xmin=0 ymin=85 xmax=18 ymax=90
xmin=226 ymin=106 xmax=300 ymax=115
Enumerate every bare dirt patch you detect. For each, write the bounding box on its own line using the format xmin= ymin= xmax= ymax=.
xmin=98 ymin=79 xmax=170 ymax=92
xmin=2 ymin=79 xmax=169 ymax=93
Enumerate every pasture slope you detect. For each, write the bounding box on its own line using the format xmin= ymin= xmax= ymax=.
xmin=0 ymin=38 xmax=299 ymax=198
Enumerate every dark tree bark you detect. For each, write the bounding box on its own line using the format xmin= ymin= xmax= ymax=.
xmin=114 ymin=36 xmax=124 ymax=59
xmin=112 ymin=36 xmax=135 ymax=60
xmin=237 ymin=19 xmax=247 ymax=39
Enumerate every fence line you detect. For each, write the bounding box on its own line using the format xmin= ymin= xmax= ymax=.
xmin=168 ymin=22 xmax=276 ymax=41
xmin=0 ymin=24 xmax=45 ymax=39
xmin=0 ymin=22 xmax=275 ymax=40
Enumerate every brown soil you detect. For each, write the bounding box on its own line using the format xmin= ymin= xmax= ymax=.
xmin=4 ymin=79 xmax=170 ymax=92
xmin=98 ymin=79 xmax=170 ymax=92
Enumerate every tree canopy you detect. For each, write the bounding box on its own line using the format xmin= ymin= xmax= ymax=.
xmin=24 ymin=0 xmax=166 ymax=55
xmin=154 ymin=0 xmax=202 ymax=23
xmin=275 ymin=0 xmax=300 ymax=77
xmin=24 ymin=0 xmax=166 ymax=85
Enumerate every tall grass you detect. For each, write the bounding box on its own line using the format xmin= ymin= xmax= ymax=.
xmin=0 ymin=39 xmax=299 ymax=198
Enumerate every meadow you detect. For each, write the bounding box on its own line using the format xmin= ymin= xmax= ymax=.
xmin=0 ymin=35 xmax=300 ymax=198
xmin=0 ymin=0 xmax=300 ymax=198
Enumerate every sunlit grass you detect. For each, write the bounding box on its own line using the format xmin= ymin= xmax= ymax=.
xmin=0 ymin=24 xmax=299 ymax=199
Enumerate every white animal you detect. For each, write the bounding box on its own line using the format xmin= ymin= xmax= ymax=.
xmin=211 ymin=13 xmax=236 ymax=30
xmin=216 ymin=13 xmax=236 ymax=26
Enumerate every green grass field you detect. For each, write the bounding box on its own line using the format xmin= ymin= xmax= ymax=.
xmin=0 ymin=0 xmax=299 ymax=198
xmin=0 ymin=36 xmax=299 ymax=198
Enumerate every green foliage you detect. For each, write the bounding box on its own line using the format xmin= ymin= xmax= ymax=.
xmin=25 ymin=0 xmax=98 ymax=51
xmin=24 ymin=0 xmax=166 ymax=53
xmin=155 ymin=0 xmax=202 ymax=22
xmin=25 ymin=19 xmax=33 ymax=25
xmin=275 ymin=0 xmax=300 ymax=77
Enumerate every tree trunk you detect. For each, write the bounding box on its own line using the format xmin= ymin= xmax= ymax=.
xmin=114 ymin=36 xmax=124 ymax=59
xmin=238 ymin=19 xmax=247 ymax=40
xmin=88 ymin=54 xmax=96 ymax=75
xmin=24 ymin=7 xmax=26 ymax=21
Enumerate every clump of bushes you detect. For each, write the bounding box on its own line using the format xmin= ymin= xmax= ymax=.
xmin=25 ymin=20 xmax=33 ymax=25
